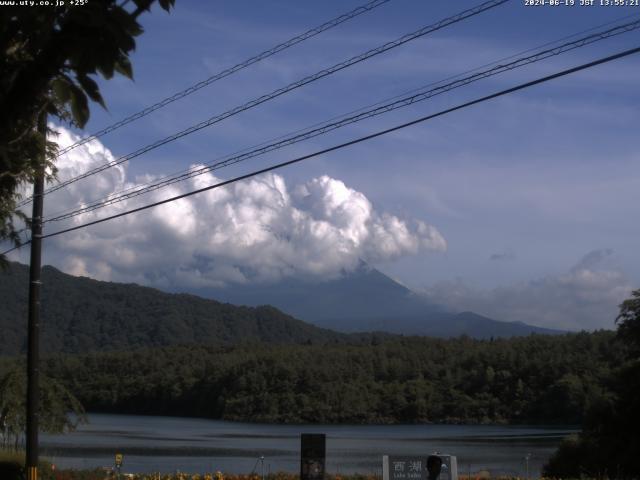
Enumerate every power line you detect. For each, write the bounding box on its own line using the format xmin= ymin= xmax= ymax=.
xmin=1 ymin=243 xmax=24 ymax=256
xmin=45 ymin=11 xmax=640 ymax=222
xmin=54 ymin=0 xmax=393 ymax=158
xmin=46 ymin=18 xmax=640 ymax=221
xmin=16 ymin=0 xmax=394 ymax=209
xmin=43 ymin=18 xmax=640 ymax=223
xmin=31 ymin=0 xmax=509 ymax=201
xmin=3 ymin=44 xmax=635 ymax=255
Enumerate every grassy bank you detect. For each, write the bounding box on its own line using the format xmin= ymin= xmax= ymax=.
xmin=0 ymin=465 xmax=564 ymax=480
xmin=0 ymin=450 xmax=55 ymax=480
xmin=0 ymin=451 xmax=560 ymax=480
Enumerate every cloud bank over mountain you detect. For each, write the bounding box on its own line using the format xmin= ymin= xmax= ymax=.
xmin=15 ymin=126 xmax=446 ymax=288
xmin=422 ymin=249 xmax=632 ymax=331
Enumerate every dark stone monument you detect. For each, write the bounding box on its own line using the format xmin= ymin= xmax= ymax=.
xmin=300 ymin=433 xmax=326 ymax=480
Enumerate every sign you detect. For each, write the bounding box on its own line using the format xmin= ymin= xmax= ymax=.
xmin=383 ymin=455 xmax=458 ymax=480
xmin=300 ymin=433 xmax=326 ymax=480
xmin=436 ymin=454 xmax=458 ymax=480
xmin=115 ymin=453 xmax=123 ymax=467
xmin=383 ymin=456 xmax=428 ymax=480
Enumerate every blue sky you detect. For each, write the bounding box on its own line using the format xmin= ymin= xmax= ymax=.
xmin=12 ymin=0 xmax=640 ymax=330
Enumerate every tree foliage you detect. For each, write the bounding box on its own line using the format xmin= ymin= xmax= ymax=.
xmin=544 ymin=288 xmax=640 ymax=479
xmin=0 ymin=0 xmax=175 ymax=260
xmin=0 ymin=366 xmax=86 ymax=451
xmin=616 ymin=288 xmax=640 ymax=356
xmin=0 ymin=330 xmax=621 ymax=426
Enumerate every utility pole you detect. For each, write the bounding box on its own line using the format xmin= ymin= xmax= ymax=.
xmin=26 ymin=112 xmax=46 ymax=480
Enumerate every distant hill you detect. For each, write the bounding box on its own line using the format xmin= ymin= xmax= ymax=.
xmin=193 ymin=263 xmax=564 ymax=338
xmin=0 ymin=262 xmax=347 ymax=355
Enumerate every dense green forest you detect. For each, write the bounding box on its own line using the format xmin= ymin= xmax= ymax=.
xmin=0 ymin=262 xmax=352 ymax=354
xmin=1 ymin=331 xmax=622 ymax=425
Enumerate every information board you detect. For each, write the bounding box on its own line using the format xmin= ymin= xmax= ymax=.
xmin=383 ymin=455 xmax=458 ymax=480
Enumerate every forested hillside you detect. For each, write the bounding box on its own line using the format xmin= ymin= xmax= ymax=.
xmin=0 ymin=262 xmax=348 ymax=354
xmin=2 ymin=330 xmax=620 ymax=425
xmin=1 ymin=262 xmax=561 ymax=349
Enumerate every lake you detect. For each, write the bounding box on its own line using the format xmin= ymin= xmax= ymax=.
xmin=41 ymin=413 xmax=577 ymax=476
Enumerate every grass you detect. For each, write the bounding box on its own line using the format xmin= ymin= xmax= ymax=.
xmin=0 ymin=449 xmax=57 ymax=480
xmin=0 ymin=454 xmax=577 ymax=480
xmin=0 ymin=450 xmax=24 ymax=480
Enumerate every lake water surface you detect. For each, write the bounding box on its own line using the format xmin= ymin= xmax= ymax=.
xmin=41 ymin=413 xmax=577 ymax=476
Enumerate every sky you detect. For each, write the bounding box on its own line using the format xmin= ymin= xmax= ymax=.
xmin=8 ymin=0 xmax=640 ymax=331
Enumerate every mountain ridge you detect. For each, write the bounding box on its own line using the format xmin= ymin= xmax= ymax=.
xmin=0 ymin=261 xmax=349 ymax=355
xmin=190 ymin=263 xmax=563 ymax=338
xmin=0 ymin=261 xmax=563 ymax=356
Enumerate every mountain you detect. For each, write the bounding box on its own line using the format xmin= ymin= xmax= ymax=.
xmin=190 ymin=262 xmax=445 ymax=323
xmin=0 ymin=261 xmax=562 ymax=356
xmin=0 ymin=262 xmax=348 ymax=355
xmin=192 ymin=263 xmax=563 ymax=339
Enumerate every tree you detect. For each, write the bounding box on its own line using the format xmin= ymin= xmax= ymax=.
xmin=0 ymin=0 xmax=175 ymax=263
xmin=616 ymin=288 xmax=640 ymax=356
xmin=0 ymin=367 xmax=86 ymax=450
xmin=544 ymin=289 xmax=640 ymax=479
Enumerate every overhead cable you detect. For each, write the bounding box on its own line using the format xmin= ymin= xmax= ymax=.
xmin=43 ymin=18 xmax=640 ymax=223
xmin=1 ymin=44 xmax=633 ymax=255
xmin=32 ymin=0 xmax=509 ymax=200
xmin=48 ymin=11 xmax=640 ymax=220
xmin=55 ymin=0 xmax=394 ymax=158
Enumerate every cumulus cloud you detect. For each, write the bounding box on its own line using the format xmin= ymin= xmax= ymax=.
xmin=423 ymin=249 xmax=633 ymax=331
xmin=14 ymin=126 xmax=446 ymax=288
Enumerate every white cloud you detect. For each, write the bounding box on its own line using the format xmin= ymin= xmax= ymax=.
xmin=15 ymin=126 xmax=446 ymax=289
xmin=422 ymin=249 xmax=633 ymax=331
